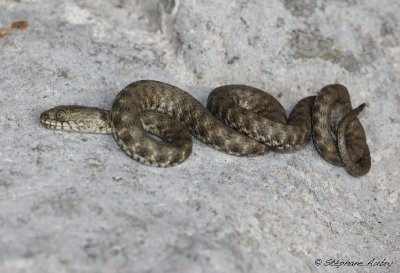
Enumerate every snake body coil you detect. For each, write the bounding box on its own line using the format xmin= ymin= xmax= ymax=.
xmin=40 ymin=80 xmax=371 ymax=176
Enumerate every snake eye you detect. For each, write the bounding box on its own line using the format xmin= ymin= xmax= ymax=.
xmin=55 ymin=111 xmax=65 ymax=120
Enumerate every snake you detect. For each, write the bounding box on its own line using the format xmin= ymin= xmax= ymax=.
xmin=40 ymin=80 xmax=371 ymax=176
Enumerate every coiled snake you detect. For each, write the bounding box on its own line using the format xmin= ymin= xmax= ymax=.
xmin=40 ymin=80 xmax=371 ymax=176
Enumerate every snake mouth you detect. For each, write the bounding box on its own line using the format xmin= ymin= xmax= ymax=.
xmin=41 ymin=122 xmax=57 ymax=129
xmin=40 ymin=119 xmax=57 ymax=129
xmin=40 ymin=120 xmax=65 ymax=130
xmin=40 ymin=113 xmax=78 ymax=131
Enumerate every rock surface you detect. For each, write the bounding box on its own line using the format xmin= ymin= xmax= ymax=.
xmin=0 ymin=0 xmax=399 ymax=272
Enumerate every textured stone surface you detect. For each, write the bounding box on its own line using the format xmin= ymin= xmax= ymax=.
xmin=0 ymin=0 xmax=399 ymax=272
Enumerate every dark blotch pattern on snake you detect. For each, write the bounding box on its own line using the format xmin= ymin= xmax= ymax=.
xmin=40 ymin=80 xmax=371 ymax=176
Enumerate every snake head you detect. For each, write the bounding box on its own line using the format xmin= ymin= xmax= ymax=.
xmin=40 ymin=105 xmax=112 ymax=134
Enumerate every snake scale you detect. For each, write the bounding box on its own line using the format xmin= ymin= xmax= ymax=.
xmin=40 ymin=80 xmax=371 ymax=176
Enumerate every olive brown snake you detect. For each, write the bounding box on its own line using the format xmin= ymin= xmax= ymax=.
xmin=40 ymin=80 xmax=371 ymax=176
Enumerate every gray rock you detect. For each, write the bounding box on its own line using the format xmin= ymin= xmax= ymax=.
xmin=0 ymin=0 xmax=399 ymax=272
